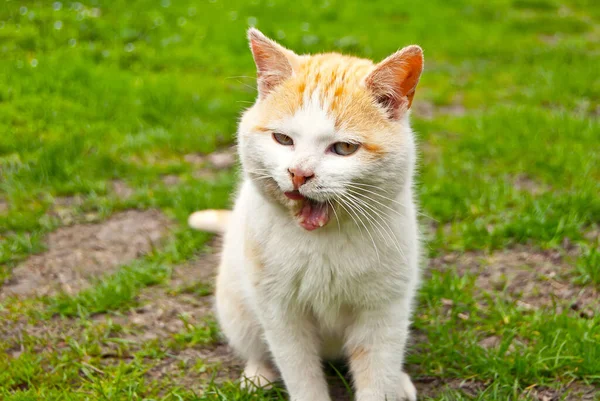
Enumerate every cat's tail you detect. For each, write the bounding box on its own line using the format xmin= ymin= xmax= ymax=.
xmin=188 ymin=210 xmax=231 ymax=233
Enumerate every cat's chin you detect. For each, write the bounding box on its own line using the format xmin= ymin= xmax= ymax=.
xmin=284 ymin=191 xmax=331 ymax=231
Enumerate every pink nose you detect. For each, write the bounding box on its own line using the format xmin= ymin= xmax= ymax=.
xmin=288 ymin=168 xmax=315 ymax=189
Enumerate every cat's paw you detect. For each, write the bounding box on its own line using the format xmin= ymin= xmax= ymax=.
xmin=397 ymin=371 xmax=417 ymax=401
xmin=240 ymin=361 xmax=279 ymax=390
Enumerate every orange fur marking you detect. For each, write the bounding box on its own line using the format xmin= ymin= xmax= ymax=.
xmin=350 ymin=345 xmax=368 ymax=362
xmin=349 ymin=345 xmax=372 ymax=390
xmin=362 ymin=143 xmax=384 ymax=154
xmin=254 ymin=49 xmax=421 ymax=154
xmin=297 ymin=81 xmax=306 ymax=95
xmin=245 ymin=234 xmax=265 ymax=272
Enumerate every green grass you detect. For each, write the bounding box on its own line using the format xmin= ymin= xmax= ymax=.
xmin=1 ymin=0 xmax=599 ymax=400
xmin=575 ymin=244 xmax=600 ymax=287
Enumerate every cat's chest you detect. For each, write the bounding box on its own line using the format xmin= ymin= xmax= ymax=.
xmin=261 ymin=227 xmax=396 ymax=308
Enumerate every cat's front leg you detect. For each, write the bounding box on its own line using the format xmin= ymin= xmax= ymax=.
xmin=345 ymin=301 xmax=417 ymax=401
xmin=259 ymin=302 xmax=331 ymax=401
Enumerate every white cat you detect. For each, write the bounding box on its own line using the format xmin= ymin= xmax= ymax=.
xmin=189 ymin=28 xmax=424 ymax=401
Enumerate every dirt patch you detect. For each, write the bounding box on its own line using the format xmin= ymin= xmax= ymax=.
xmin=2 ymin=315 xmax=79 ymax=359
xmin=106 ymin=290 xmax=214 ymax=342
xmin=94 ymin=244 xmax=242 ymax=391
xmin=0 ymin=198 xmax=9 ymax=214
xmin=207 ymin=149 xmax=236 ymax=169
xmin=539 ymin=34 xmax=561 ymax=45
xmin=584 ymin=227 xmax=600 ymax=243
xmin=513 ymin=174 xmax=549 ymax=195
xmin=46 ymin=195 xmax=102 ymax=226
xmin=415 ymin=377 xmax=487 ymax=399
xmin=185 ymin=147 xmax=237 ymax=180
xmin=99 ymin=250 xmax=220 ymax=343
xmin=413 ymin=100 xmax=467 ymax=120
xmin=430 ymin=247 xmax=599 ymax=314
xmin=52 ymin=195 xmax=84 ymax=208
xmin=414 ymin=378 xmax=598 ymax=400
xmin=145 ymin=345 xmax=241 ymax=393
xmin=170 ymin=242 xmax=221 ymax=289
xmin=1 ymin=210 xmax=170 ymax=298
xmin=2 ymin=243 xmax=241 ymax=392
xmin=161 ymin=174 xmax=181 ymax=186
xmin=184 ymin=147 xmax=237 ymax=170
xmin=111 ymin=180 xmax=135 ymax=199
xmin=523 ymin=383 xmax=598 ymax=401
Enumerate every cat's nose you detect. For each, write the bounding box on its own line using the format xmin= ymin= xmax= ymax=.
xmin=288 ymin=168 xmax=315 ymax=189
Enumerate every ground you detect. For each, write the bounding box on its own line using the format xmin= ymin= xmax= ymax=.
xmin=0 ymin=0 xmax=599 ymax=400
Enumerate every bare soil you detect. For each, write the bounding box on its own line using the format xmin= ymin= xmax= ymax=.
xmin=523 ymin=383 xmax=599 ymax=401
xmin=185 ymin=146 xmax=237 ymax=180
xmin=184 ymin=147 xmax=237 ymax=170
xmin=111 ymin=180 xmax=135 ymax=199
xmin=1 ymin=209 xmax=170 ymax=298
xmin=144 ymin=345 xmax=240 ymax=393
xmin=414 ymin=377 xmax=597 ymax=400
xmin=512 ymin=174 xmax=549 ymax=195
xmin=96 ymin=248 xmax=220 ymax=343
xmin=430 ymin=247 xmax=599 ymax=315
xmin=413 ymin=100 xmax=467 ymax=120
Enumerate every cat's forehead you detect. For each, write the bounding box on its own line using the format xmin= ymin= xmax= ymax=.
xmin=258 ymin=53 xmax=389 ymax=136
xmin=277 ymin=91 xmax=336 ymax=142
xmin=297 ymin=53 xmax=375 ymax=89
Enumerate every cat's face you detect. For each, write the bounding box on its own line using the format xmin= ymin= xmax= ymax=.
xmin=238 ymin=29 xmax=423 ymax=231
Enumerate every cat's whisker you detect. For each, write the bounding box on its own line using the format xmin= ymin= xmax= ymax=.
xmin=340 ymin=191 xmax=392 ymax=248
xmin=327 ymin=199 xmax=341 ymax=235
xmin=225 ymin=75 xmax=256 ymax=80
xmin=230 ymin=78 xmax=258 ymax=91
xmin=334 ymin=195 xmax=362 ymax=235
xmin=345 ymin=187 xmax=406 ymax=220
xmin=335 ymin=180 xmax=437 ymax=222
xmin=246 ymin=172 xmax=274 ymax=181
xmin=344 ymin=183 xmax=438 ymax=222
xmin=344 ymin=183 xmax=407 ymax=206
xmin=336 ymin=193 xmax=380 ymax=263
xmin=245 ymin=168 xmax=272 ymax=173
xmin=343 ymin=191 xmax=407 ymax=262
xmin=346 ymin=192 xmax=393 ymax=241
xmin=344 ymin=192 xmax=401 ymax=250
xmin=346 ymin=186 xmax=433 ymax=226
xmin=245 ymin=169 xmax=274 ymax=180
xmin=339 ymin=181 xmax=392 ymax=194
xmin=314 ymin=189 xmax=396 ymax=251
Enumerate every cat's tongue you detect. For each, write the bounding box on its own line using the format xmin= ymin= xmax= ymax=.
xmin=298 ymin=199 xmax=330 ymax=231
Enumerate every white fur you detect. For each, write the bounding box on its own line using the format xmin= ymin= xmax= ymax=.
xmin=206 ymin=96 xmax=422 ymax=401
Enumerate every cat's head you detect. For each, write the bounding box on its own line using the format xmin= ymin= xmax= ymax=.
xmin=238 ymin=28 xmax=423 ymax=231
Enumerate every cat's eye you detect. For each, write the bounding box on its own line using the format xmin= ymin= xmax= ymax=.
xmin=331 ymin=142 xmax=360 ymax=156
xmin=273 ymin=132 xmax=294 ymax=146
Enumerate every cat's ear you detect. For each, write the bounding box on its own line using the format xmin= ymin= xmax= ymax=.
xmin=248 ymin=28 xmax=299 ymax=98
xmin=365 ymin=45 xmax=424 ymax=119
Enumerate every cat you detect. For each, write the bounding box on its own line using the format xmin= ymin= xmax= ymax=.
xmin=188 ymin=28 xmax=424 ymax=401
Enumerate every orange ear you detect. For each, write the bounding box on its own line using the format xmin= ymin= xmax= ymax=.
xmin=248 ymin=28 xmax=298 ymax=98
xmin=365 ymin=45 xmax=424 ymax=119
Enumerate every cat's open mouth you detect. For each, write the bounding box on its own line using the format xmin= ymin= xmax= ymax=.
xmin=284 ymin=191 xmax=331 ymax=231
